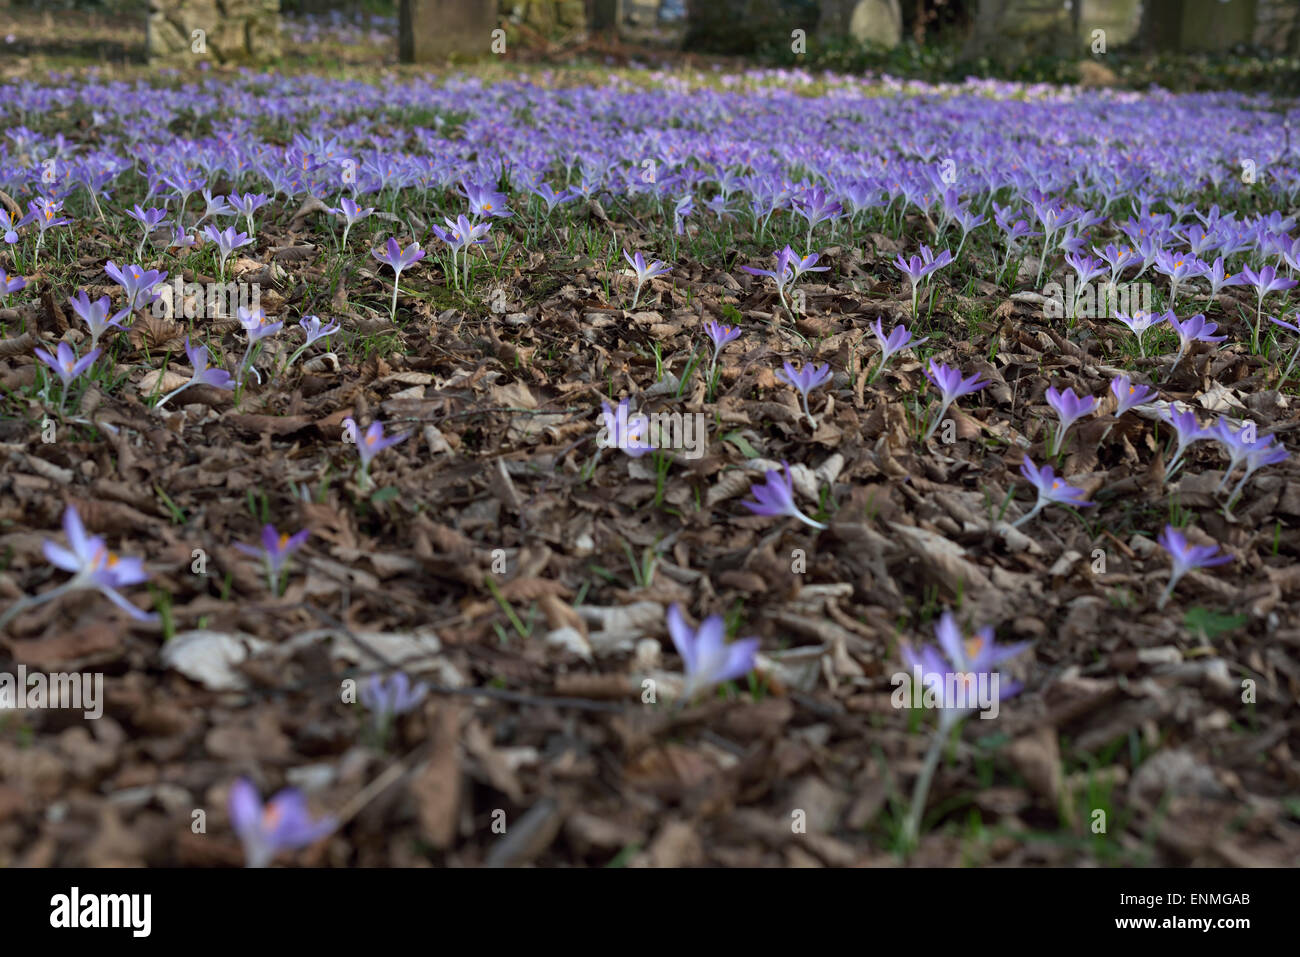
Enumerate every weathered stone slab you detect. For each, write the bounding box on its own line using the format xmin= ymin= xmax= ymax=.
xmin=400 ymin=0 xmax=500 ymax=63
xmin=148 ymin=0 xmax=281 ymax=65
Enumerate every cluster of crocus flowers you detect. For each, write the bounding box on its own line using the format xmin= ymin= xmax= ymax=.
xmin=1011 ymin=456 xmax=1093 ymax=528
xmin=776 ymin=360 xmax=832 ymax=429
xmin=621 ymin=249 xmax=671 ymax=310
xmin=741 ymin=461 xmax=827 ymax=530
xmin=867 ymin=319 xmax=926 ymax=383
xmin=665 ymin=604 xmax=759 ymax=703
xmin=344 ymin=416 xmax=408 ymax=487
xmin=1156 ymin=525 xmax=1231 ymax=609
xmin=371 ymin=238 xmax=426 ymax=320
xmin=234 ymin=524 xmax=310 ymax=595
xmin=228 ymin=778 xmax=335 ymax=869
xmin=922 ymin=360 xmax=987 ymax=442
xmin=156 ymin=337 xmax=234 ymax=410
xmin=1209 ymin=423 xmax=1289 ymax=504
xmin=0 ymin=504 xmax=155 ymax=630
xmin=430 ymin=215 xmax=489 ymax=290
xmin=898 ymin=611 xmax=1029 ymax=845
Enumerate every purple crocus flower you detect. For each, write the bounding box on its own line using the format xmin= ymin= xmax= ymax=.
xmin=1110 ymin=375 xmax=1157 ymax=417
xmin=1201 ymin=257 xmax=1248 ymax=301
xmin=201 ymin=225 xmax=251 ymax=281
xmin=1240 ymin=264 xmax=1298 ymax=352
xmin=67 ymin=290 xmax=126 ymax=350
xmin=23 ymin=503 xmax=155 ymax=623
xmin=228 ymin=778 xmax=335 ymax=869
xmin=621 ymin=249 xmax=671 ymax=310
xmin=0 ymin=209 xmax=18 ymax=244
xmin=1227 ymin=433 xmax=1289 ymax=504
xmin=868 ymin=318 xmax=927 ymax=382
xmin=1044 ymin=386 xmax=1098 ymax=456
xmin=703 ymin=319 xmax=741 ymax=375
xmin=343 ymin=416 xmax=408 ymax=484
xmin=104 ymin=261 xmax=167 ymax=315
xmin=156 ymin=336 xmax=234 ymax=410
xmin=234 ymin=524 xmax=310 ymax=594
xmin=741 ymin=461 xmax=827 ymax=530
xmin=740 ymin=246 xmax=797 ymax=314
xmin=1113 ymin=308 xmax=1167 ymax=358
xmin=776 ymin=360 xmax=833 ymax=428
xmin=1161 ymin=406 xmax=1211 ymax=479
xmin=232 ymin=306 xmax=283 ymax=385
xmin=899 ymin=610 xmax=1031 ymax=732
xmin=894 ymin=245 xmax=953 ymax=316
xmin=284 ymin=314 xmax=341 ymax=371
xmin=792 ymin=186 xmax=843 ymax=245
xmin=0 ymin=267 xmax=24 ymax=306
xmin=195 ymin=188 xmax=235 ymax=228
xmin=1156 ymin=525 xmax=1232 ymax=609
xmin=922 ymin=360 xmax=988 ymax=442
xmin=1167 ymin=313 xmax=1227 ymax=373
xmin=35 ymin=341 xmax=99 ymax=401
xmin=1210 ymin=418 xmax=1261 ymax=493
xmin=228 ymin=191 xmax=269 ymax=237
xmin=333 ymin=195 xmax=373 ymax=248
xmin=125 ymin=204 xmax=168 ymax=259
xmin=462 ymin=180 xmax=512 ymax=219
xmin=666 ymin=603 xmax=759 ymax=702
xmin=1152 ymin=249 xmax=1203 ymax=306
xmin=429 ymin=215 xmax=489 ymax=290
xmin=1012 ymin=455 xmax=1093 ymax=528
xmin=788 ymin=249 xmax=830 ymax=284
xmin=21 ymin=196 xmax=69 ymax=264
xmin=897 ymin=610 xmax=1030 ymax=844
xmin=371 ymin=238 xmax=426 ymax=320
xmin=360 ymin=671 xmax=429 ymax=732
xmin=597 ymin=397 xmax=656 ymax=457
xmin=528 ymin=182 xmax=577 ymax=215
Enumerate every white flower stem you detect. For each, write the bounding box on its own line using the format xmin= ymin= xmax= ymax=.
xmin=903 ymin=726 xmax=949 ymax=849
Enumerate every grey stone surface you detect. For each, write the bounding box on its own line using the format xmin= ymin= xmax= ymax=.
xmin=148 ymin=0 xmax=281 ymax=64
xmin=400 ymin=0 xmax=500 ymax=63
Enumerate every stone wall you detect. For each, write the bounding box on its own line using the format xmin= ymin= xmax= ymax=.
xmin=500 ymin=0 xmax=588 ymax=45
xmin=148 ymin=0 xmax=280 ymax=64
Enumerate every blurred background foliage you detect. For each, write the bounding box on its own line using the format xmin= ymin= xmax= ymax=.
xmin=2 ymin=0 xmax=1298 ymax=93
